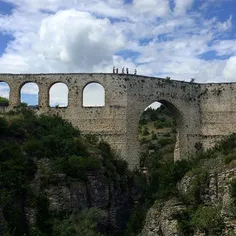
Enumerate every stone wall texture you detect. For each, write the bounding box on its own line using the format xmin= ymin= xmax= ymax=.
xmin=0 ymin=73 xmax=234 ymax=168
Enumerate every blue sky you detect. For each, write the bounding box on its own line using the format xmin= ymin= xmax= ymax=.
xmin=0 ymin=0 xmax=236 ymax=105
xmin=0 ymin=0 xmax=13 ymax=15
xmin=0 ymin=1 xmax=14 ymax=55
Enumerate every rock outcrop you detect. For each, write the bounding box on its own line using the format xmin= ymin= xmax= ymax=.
xmin=0 ymin=207 xmax=8 ymax=235
xmin=1 ymin=158 xmax=138 ymax=235
xmin=140 ymin=199 xmax=186 ymax=236
xmin=141 ymin=158 xmax=236 ymax=236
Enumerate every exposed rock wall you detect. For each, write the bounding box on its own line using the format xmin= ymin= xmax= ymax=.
xmin=27 ymin=159 xmax=136 ymax=235
xmin=0 ymin=158 xmax=138 ymax=235
xmin=140 ymin=159 xmax=236 ymax=236
xmin=0 ymin=207 xmax=8 ymax=235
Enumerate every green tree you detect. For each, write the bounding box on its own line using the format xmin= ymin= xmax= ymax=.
xmin=52 ymin=209 xmax=103 ymax=236
xmin=0 ymin=96 xmax=9 ymax=106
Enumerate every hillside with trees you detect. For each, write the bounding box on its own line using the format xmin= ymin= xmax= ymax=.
xmin=0 ymin=105 xmax=141 ymax=236
xmin=2 ymin=100 xmax=236 ymax=235
xmin=136 ymin=105 xmax=236 ymax=236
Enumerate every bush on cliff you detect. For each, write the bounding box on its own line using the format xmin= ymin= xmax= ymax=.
xmin=52 ymin=209 xmax=103 ymax=236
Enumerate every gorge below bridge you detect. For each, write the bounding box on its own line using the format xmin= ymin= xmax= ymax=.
xmin=0 ymin=73 xmax=235 ymax=169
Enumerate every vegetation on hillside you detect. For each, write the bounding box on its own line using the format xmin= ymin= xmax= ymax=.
xmin=125 ymin=105 xmax=188 ymax=235
xmin=126 ymin=104 xmax=236 ymax=236
xmin=2 ymin=99 xmax=236 ymax=236
xmin=0 ymin=105 xmax=134 ymax=236
xmin=0 ymin=96 xmax=9 ymax=106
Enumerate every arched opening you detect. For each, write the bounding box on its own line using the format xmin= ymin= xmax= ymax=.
xmin=138 ymin=101 xmax=185 ymax=196
xmin=20 ymin=82 xmax=39 ymax=107
xmin=0 ymin=82 xmax=10 ymax=106
xmin=83 ymin=82 xmax=105 ymax=107
xmin=49 ymin=83 xmax=68 ymax=108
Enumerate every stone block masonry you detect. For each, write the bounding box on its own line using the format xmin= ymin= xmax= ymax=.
xmin=0 ymin=73 xmax=233 ymax=169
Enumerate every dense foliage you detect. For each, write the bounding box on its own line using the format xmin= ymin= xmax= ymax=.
xmin=125 ymin=105 xmax=190 ymax=235
xmin=0 ymin=96 xmax=9 ymax=106
xmin=127 ymin=104 xmax=236 ymax=236
xmin=0 ymin=106 xmax=132 ymax=236
xmin=2 ymin=102 xmax=236 ymax=236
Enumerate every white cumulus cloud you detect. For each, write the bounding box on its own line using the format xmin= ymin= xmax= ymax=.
xmin=223 ymin=56 xmax=236 ymax=81
xmin=0 ymin=0 xmax=235 ymax=108
xmin=37 ymin=9 xmax=125 ymax=71
xmin=133 ymin=0 xmax=170 ymax=17
xmin=174 ymin=0 xmax=194 ymax=15
xmin=49 ymin=83 xmax=69 ymax=107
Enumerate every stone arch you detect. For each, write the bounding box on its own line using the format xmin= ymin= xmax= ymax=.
xmin=140 ymin=99 xmax=185 ymax=127
xmin=158 ymin=100 xmax=185 ymax=128
xmin=0 ymin=81 xmax=10 ymax=106
xmin=137 ymin=99 xmax=187 ymax=162
xmin=49 ymin=82 xmax=69 ymax=107
xmin=20 ymin=82 xmax=39 ymax=107
xmin=82 ymin=82 xmax=105 ymax=107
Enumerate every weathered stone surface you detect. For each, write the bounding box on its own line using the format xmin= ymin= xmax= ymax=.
xmin=139 ymin=204 xmax=162 ymax=236
xmin=45 ymin=185 xmax=73 ymax=213
xmin=177 ymin=161 xmax=236 ymax=206
xmin=140 ymin=199 xmax=186 ymax=236
xmin=142 ymin=161 xmax=236 ymax=236
xmin=159 ymin=199 xmax=186 ymax=236
xmin=24 ymin=207 xmax=37 ymax=228
xmin=87 ymin=174 xmax=109 ymax=209
xmin=108 ymin=178 xmax=133 ymax=232
xmin=70 ymin=181 xmax=89 ymax=211
xmin=18 ymin=158 xmax=136 ymax=234
xmin=0 ymin=207 xmax=8 ymax=235
xmin=178 ymin=163 xmax=236 ymax=234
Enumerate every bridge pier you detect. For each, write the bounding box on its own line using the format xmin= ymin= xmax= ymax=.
xmin=9 ymin=82 xmax=21 ymax=108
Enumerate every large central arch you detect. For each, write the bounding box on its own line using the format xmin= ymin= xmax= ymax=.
xmin=125 ymin=96 xmax=195 ymax=168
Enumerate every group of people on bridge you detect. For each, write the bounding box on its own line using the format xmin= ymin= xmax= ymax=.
xmin=113 ymin=66 xmax=137 ymax=75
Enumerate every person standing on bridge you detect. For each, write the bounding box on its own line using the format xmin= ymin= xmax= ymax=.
xmin=126 ymin=68 xmax=129 ymax=74
xmin=122 ymin=67 xmax=125 ymax=74
xmin=113 ymin=66 xmax=115 ymax=74
xmin=116 ymin=68 xmax=119 ymax=74
xmin=134 ymin=69 xmax=137 ymax=75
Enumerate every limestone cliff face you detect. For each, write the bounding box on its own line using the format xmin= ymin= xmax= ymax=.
xmin=140 ymin=159 xmax=236 ymax=236
xmin=0 ymin=207 xmax=8 ymax=235
xmin=0 ymin=158 xmax=138 ymax=235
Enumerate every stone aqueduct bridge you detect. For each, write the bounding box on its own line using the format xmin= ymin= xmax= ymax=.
xmin=0 ymin=73 xmax=235 ymax=168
